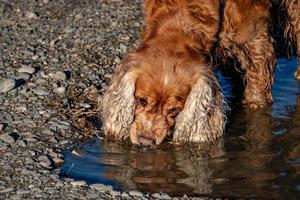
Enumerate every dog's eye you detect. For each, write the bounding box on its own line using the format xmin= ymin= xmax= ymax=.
xmin=138 ymin=98 xmax=147 ymax=106
xmin=169 ymin=107 xmax=179 ymax=115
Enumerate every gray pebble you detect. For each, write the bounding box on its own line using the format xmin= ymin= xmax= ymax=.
xmin=37 ymin=155 xmax=52 ymax=168
xmin=0 ymin=187 xmax=14 ymax=193
xmin=129 ymin=191 xmax=144 ymax=197
xmin=53 ymin=87 xmax=66 ymax=94
xmin=53 ymin=71 xmax=67 ymax=81
xmin=34 ymin=88 xmax=48 ymax=96
xmin=0 ymin=124 xmax=4 ymax=131
xmin=0 ymin=134 xmax=15 ymax=144
xmin=90 ymin=184 xmax=112 ymax=191
xmin=17 ymin=66 xmax=36 ymax=74
xmin=15 ymin=73 xmax=31 ymax=81
xmin=70 ymin=180 xmax=87 ymax=187
xmin=16 ymin=189 xmax=30 ymax=195
xmin=0 ymin=78 xmax=16 ymax=93
xmin=17 ymin=139 xmax=27 ymax=147
xmin=110 ymin=191 xmax=121 ymax=196
xmin=52 ymin=157 xmax=64 ymax=165
xmin=25 ymin=12 xmax=39 ymax=19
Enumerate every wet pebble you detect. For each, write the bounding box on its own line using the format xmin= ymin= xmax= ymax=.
xmin=90 ymin=184 xmax=112 ymax=191
xmin=129 ymin=191 xmax=144 ymax=197
xmin=17 ymin=66 xmax=35 ymax=74
xmin=70 ymin=180 xmax=87 ymax=187
xmin=52 ymin=157 xmax=64 ymax=165
xmin=295 ymin=67 xmax=300 ymax=80
xmin=0 ymin=78 xmax=16 ymax=93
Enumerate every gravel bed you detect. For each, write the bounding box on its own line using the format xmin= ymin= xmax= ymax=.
xmin=0 ymin=0 xmax=209 ymax=199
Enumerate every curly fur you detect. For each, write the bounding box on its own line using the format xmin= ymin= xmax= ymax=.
xmin=102 ymin=0 xmax=300 ymax=145
xmin=174 ymin=68 xmax=225 ymax=143
xmin=102 ymin=57 xmax=137 ymax=140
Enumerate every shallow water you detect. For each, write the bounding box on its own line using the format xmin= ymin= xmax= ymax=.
xmin=60 ymin=57 xmax=300 ymax=199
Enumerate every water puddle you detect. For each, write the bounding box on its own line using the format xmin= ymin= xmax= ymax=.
xmin=60 ymin=57 xmax=300 ymax=198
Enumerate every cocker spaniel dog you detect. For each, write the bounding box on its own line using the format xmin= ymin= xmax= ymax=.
xmin=102 ymin=0 xmax=300 ymax=146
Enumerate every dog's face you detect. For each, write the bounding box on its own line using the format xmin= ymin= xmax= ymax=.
xmin=103 ymin=48 xmax=225 ymax=146
xmin=129 ymin=59 xmax=200 ymax=146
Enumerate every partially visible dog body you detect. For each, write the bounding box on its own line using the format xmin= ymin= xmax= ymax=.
xmin=281 ymin=0 xmax=300 ymax=79
xmin=103 ymin=0 xmax=300 ymax=146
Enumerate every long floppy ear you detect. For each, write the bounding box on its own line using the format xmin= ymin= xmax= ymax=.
xmin=102 ymin=57 xmax=137 ymax=140
xmin=173 ymin=69 xmax=226 ymax=143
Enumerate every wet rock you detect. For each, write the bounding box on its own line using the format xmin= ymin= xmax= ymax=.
xmin=129 ymin=191 xmax=144 ymax=197
xmin=70 ymin=180 xmax=87 ymax=187
xmin=0 ymin=78 xmax=16 ymax=93
xmin=90 ymin=184 xmax=112 ymax=192
xmin=295 ymin=67 xmax=300 ymax=80
xmin=0 ymin=134 xmax=15 ymax=144
xmin=52 ymin=157 xmax=64 ymax=165
xmin=110 ymin=191 xmax=121 ymax=196
xmin=17 ymin=66 xmax=36 ymax=74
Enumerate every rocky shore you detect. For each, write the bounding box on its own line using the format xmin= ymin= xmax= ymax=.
xmin=0 ymin=0 xmax=207 ymax=199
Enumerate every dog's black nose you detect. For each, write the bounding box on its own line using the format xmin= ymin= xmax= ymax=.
xmin=138 ymin=135 xmax=155 ymax=146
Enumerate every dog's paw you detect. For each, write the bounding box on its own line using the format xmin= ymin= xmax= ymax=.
xmin=294 ymin=67 xmax=300 ymax=80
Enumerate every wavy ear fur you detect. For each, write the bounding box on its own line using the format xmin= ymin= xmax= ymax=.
xmin=102 ymin=57 xmax=137 ymax=140
xmin=173 ymin=69 xmax=225 ymax=143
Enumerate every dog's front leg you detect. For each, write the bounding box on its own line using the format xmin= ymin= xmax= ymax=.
xmin=238 ymin=31 xmax=275 ymax=109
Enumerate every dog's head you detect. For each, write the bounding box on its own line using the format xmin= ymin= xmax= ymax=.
xmin=103 ymin=47 xmax=225 ymax=146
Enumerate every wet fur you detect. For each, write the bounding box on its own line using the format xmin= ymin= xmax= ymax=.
xmin=103 ymin=0 xmax=300 ymax=144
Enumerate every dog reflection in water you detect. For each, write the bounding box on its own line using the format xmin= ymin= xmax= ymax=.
xmin=99 ymin=139 xmax=225 ymax=195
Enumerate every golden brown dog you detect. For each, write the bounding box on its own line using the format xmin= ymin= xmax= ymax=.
xmin=103 ymin=0 xmax=300 ymax=146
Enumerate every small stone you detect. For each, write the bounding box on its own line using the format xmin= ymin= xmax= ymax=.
xmin=53 ymin=87 xmax=66 ymax=94
xmin=43 ymin=0 xmax=49 ymax=4
xmin=52 ymin=157 xmax=64 ymax=165
xmin=121 ymin=192 xmax=129 ymax=197
xmin=17 ymin=66 xmax=35 ymax=74
xmin=0 ymin=134 xmax=15 ymax=144
xmin=17 ymin=139 xmax=27 ymax=147
xmin=75 ymin=13 xmax=83 ymax=20
xmin=295 ymin=67 xmax=300 ymax=80
xmin=0 ymin=124 xmax=4 ymax=131
xmin=110 ymin=191 xmax=121 ymax=196
xmin=0 ymin=78 xmax=16 ymax=93
xmin=15 ymin=73 xmax=31 ymax=81
xmin=10 ymin=194 xmax=23 ymax=200
xmin=53 ymin=71 xmax=67 ymax=81
xmin=129 ymin=191 xmax=143 ymax=197
xmin=37 ymin=155 xmax=52 ymax=169
xmin=0 ymin=187 xmax=14 ymax=193
xmin=25 ymin=12 xmax=38 ymax=19
xmin=70 ymin=180 xmax=87 ymax=187
xmin=16 ymin=189 xmax=30 ymax=195
xmin=160 ymin=193 xmax=172 ymax=199
xmin=90 ymin=184 xmax=112 ymax=191
xmin=34 ymin=88 xmax=48 ymax=96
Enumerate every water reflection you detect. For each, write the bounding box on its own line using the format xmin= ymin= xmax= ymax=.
xmin=60 ymin=57 xmax=300 ymax=198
